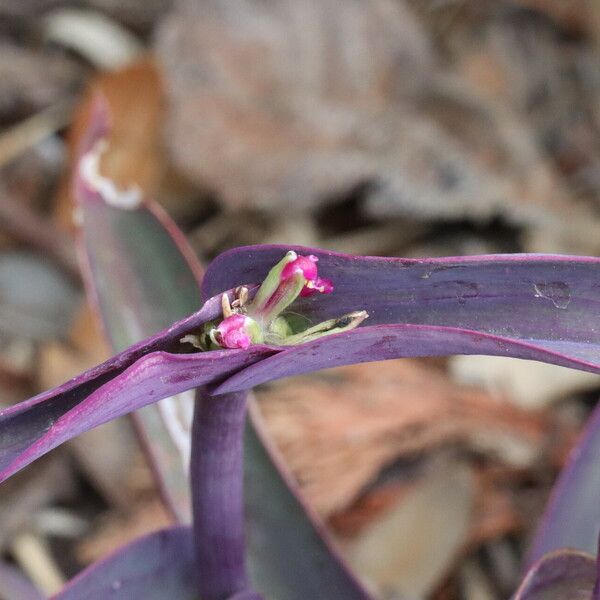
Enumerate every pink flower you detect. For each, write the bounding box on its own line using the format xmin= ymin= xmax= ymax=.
xmin=280 ymin=254 xmax=334 ymax=297
xmin=216 ymin=315 xmax=253 ymax=349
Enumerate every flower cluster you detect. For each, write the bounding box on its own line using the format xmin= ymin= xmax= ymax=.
xmin=182 ymin=251 xmax=366 ymax=350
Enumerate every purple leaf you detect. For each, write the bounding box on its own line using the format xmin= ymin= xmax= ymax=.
xmin=3 ymin=246 xmax=600 ymax=483
xmin=204 ymin=245 xmax=599 ymax=360
xmin=74 ymin=97 xmax=205 ymax=521
xmin=528 ymin=400 xmax=600 ymax=561
xmin=202 ymin=245 xmax=600 ymax=391
xmin=514 ymin=549 xmax=597 ymax=600
xmin=191 ymin=390 xmax=249 ymax=598
xmin=0 ymin=340 xmax=273 ymax=483
xmin=242 ymin=406 xmax=372 ymax=599
xmin=215 ymin=322 xmax=600 ymax=394
xmin=75 ymin=97 xmax=204 ymax=351
xmin=3 ymin=247 xmax=600 ymax=500
xmin=0 ymin=286 xmax=274 ymax=483
xmin=52 ymin=526 xmax=197 ymax=599
xmin=190 ymin=389 xmax=372 ymax=600
xmin=0 ymin=561 xmax=45 ymax=600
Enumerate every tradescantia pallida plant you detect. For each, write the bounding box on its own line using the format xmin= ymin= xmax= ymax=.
xmin=1 ymin=101 xmax=600 ymax=599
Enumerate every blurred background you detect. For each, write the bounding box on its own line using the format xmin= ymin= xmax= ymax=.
xmin=0 ymin=0 xmax=599 ymax=598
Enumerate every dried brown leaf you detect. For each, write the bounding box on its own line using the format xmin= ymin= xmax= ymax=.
xmin=157 ymin=0 xmax=600 ymax=253
xmin=343 ymin=460 xmax=474 ymax=600
xmin=157 ymin=0 xmax=434 ymax=211
xmin=257 ymin=360 xmax=553 ymax=517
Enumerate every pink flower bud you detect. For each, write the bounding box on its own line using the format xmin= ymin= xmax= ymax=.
xmin=280 ymin=255 xmax=334 ymax=297
xmin=216 ymin=315 xmax=253 ymax=349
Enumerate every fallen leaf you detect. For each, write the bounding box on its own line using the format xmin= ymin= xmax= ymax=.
xmin=256 ymin=360 xmax=552 ymax=516
xmin=156 ymin=0 xmax=600 ymax=254
xmin=450 ymin=355 xmax=600 ymax=410
xmin=343 ymin=459 xmax=474 ymax=600
xmin=156 ymin=0 xmax=434 ymax=212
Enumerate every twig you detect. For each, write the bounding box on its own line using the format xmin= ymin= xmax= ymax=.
xmin=0 ymin=101 xmax=74 ymax=169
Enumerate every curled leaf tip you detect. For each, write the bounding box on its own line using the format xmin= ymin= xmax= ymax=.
xmin=79 ymin=139 xmax=142 ymax=210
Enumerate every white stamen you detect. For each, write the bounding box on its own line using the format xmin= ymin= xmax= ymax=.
xmin=221 ymin=293 xmax=233 ymax=317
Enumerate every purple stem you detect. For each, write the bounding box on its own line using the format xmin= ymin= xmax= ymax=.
xmin=191 ymin=388 xmax=252 ymax=600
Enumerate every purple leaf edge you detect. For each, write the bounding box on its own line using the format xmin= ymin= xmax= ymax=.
xmin=51 ymin=526 xmax=196 ymax=599
xmin=513 ymin=547 xmax=597 ymax=600
xmin=528 ymin=400 xmax=600 ymax=564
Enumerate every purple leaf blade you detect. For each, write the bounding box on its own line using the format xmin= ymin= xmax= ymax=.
xmin=4 ymin=245 xmax=600 ymax=484
xmin=243 ymin=406 xmax=372 ymax=599
xmin=9 ymin=241 xmax=600 ymax=598
xmin=52 ymin=526 xmax=197 ymax=599
xmin=203 ymin=245 xmax=600 ymax=366
xmin=74 ymin=97 xmax=204 ymax=521
xmin=0 ymin=289 xmax=234 ymax=481
xmin=0 ymin=342 xmax=273 ymax=483
xmin=75 ymin=97 xmax=204 ymax=350
xmin=528 ymin=403 xmax=600 ymax=561
xmin=215 ymin=323 xmax=600 ymax=395
xmin=514 ymin=549 xmax=597 ymax=600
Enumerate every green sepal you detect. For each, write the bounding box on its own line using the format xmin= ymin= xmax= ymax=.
xmin=278 ymin=311 xmax=368 ymax=345
xmin=250 ymin=272 xmax=305 ymax=325
xmin=250 ymin=251 xmax=298 ymax=314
